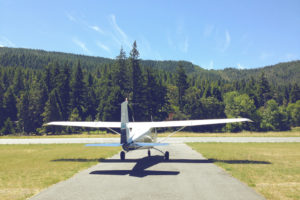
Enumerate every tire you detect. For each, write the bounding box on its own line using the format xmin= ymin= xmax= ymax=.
xmin=164 ymin=151 xmax=169 ymax=160
xmin=148 ymin=150 xmax=151 ymax=157
xmin=120 ymin=151 xmax=125 ymax=160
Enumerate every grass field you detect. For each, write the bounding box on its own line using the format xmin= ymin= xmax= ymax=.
xmin=0 ymin=144 xmax=120 ymax=200
xmin=188 ymin=143 xmax=300 ymax=200
xmin=1 ymin=127 xmax=300 ymax=139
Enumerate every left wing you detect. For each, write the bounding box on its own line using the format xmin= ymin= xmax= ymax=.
xmin=127 ymin=118 xmax=251 ymax=129
xmin=45 ymin=121 xmax=121 ymax=128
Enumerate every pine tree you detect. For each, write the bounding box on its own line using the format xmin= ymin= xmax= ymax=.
xmin=42 ymin=89 xmax=62 ymax=134
xmin=0 ymin=83 xmax=4 ymax=129
xmin=114 ymin=47 xmax=129 ymax=98
xmin=290 ymin=83 xmax=300 ymax=103
xmin=57 ymin=63 xmax=71 ymax=120
xmin=257 ymin=72 xmax=272 ymax=107
xmin=129 ymin=41 xmax=147 ymax=121
xmin=70 ymin=61 xmax=86 ymax=119
xmin=17 ymin=91 xmax=31 ymax=134
xmin=4 ymin=87 xmax=18 ymax=121
xmin=176 ymin=64 xmax=188 ymax=111
xmin=0 ymin=118 xmax=15 ymax=135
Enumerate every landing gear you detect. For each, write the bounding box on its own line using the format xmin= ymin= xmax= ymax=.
xmin=164 ymin=151 xmax=169 ymax=160
xmin=120 ymin=151 xmax=125 ymax=160
xmin=148 ymin=149 xmax=151 ymax=157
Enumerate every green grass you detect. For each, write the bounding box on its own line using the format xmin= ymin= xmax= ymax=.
xmin=188 ymin=143 xmax=300 ymax=200
xmin=0 ymin=144 xmax=120 ymax=200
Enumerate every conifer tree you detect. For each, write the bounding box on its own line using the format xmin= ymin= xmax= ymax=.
xmin=176 ymin=64 xmax=188 ymax=111
xmin=0 ymin=83 xmax=4 ymax=129
xmin=4 ymin=87 xmax=18 ymax=121
xmin=17 ymin=91 xmax=31 ymax=134
xmin=290 ymin=83 xmax=300 ymax=103
xmin=129 ymin=41 xmax=147 ymax=121
xmin=43 ymin=89 xmax=62 ymax=133
xmin=114 ymin=47 xmax=129 ymax=98
xmin=1 ymin=118 xmax=15 ymax=135
xmin=57 ymin=63 xmax=71 ymax=120
xmin=257 ymin=72 xmax=272 ymax=107
xmin=70 ymin=61 xmax=86 ymax=119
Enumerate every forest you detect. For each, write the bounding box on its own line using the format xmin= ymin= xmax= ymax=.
xmin=0 ymin=42 xmax=299 ymax=135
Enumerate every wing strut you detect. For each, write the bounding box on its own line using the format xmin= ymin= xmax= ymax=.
xmin=158 ymin=126 xmax=186 ymax=143
xmin=106 ymin=127 xmax=120 ymax=135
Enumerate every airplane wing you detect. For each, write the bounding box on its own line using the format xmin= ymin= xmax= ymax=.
xmin=45 ymin=121 xmax=121 ymax=128
xmin=128 ymin=118 xmax=252 ymax=129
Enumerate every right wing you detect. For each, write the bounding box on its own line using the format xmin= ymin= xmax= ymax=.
xmin=45 ymin=121 xmax=121 ymax=128
xmin=128 ymin=118 xmax=252 ymax=129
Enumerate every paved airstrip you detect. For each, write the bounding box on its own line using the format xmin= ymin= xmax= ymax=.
xmin=29 ymin=143 xmax=265 ymax=200
xmin=2 ymin=137 xmax=298 ymax=200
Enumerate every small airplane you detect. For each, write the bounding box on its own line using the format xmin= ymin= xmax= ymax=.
xmin=46 ymin=99 xmax=251 ymax=160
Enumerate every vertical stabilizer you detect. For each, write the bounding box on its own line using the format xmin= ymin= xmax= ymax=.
xmin=120 ymin=99 xmax=129 ymax=144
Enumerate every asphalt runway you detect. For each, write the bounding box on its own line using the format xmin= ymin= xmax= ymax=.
xmin=30 ymin=143 xmax=265 ymax=200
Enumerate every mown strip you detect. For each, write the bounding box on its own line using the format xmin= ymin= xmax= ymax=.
xmin=0 ymin=144 xmax=120 ymax=200
xmin=188 ymin=143 xmax=300 ymax=200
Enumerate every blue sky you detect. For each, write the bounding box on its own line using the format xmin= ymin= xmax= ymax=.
xmin=0 ymin=0 xmax=299 ymax=69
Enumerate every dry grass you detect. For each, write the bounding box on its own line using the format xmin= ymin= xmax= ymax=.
xmin=0 ymin=144 xmax=120 ymax=200
xmin=188 ymin=143 xmax=300 ymax=200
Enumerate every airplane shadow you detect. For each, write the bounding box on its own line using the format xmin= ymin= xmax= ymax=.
xmin=91 ymin=156 xmax=179 ymax=177
xmin=52 ymin=156 xmax=271 ymax=178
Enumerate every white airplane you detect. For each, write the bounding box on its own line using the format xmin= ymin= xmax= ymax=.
xmin=46 ymin=99 xmax=251 ymax=160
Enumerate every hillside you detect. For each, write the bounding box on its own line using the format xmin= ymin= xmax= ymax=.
xmin=0 ymin=47 xmax=299 ymax=85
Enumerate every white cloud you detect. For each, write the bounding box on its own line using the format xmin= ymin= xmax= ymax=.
xmin=0 ymin=36 xmax=15 ymax=47
xmin=182 ymin=37 xmax=189 ymax=53
xmin=237 ymin=63 xmax=245 ymax=69
xmin=96 ymin=41 xmax=110 ymax=53
xmin=284 ymin=53 xmax=298 ymax=61
xmin=208 ymin=60 xmax=214 ymax=69
xmin=90 ymin=25 xmax=104 ymax=35
xmin=222 ymin=30 xmax=231 ymax=52
xmin=109 ymin=14 xmax=131 ymax=49
xmin=260 ymin=51 xmax=272 ymax=60
xmin=72 ymin=37 xmax=90 ymax=54
xmin=66 ymin=13 xmax=76 ymax=22
xmin=203 ymin=25 xmax=214 ymax=37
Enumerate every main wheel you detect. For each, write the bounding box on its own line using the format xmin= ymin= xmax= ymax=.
xmin=148 ymin=149 xmax=151 ymax=157
xmin=120 ymin=151 xmax=125 ymax=160
xmin=164 ymin=151 xmax=169 ymax=160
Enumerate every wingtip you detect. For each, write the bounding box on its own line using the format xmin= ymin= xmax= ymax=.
xmin=246 ymin=118 xmax=253 ymax=122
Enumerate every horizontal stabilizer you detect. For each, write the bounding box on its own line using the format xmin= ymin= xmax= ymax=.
xmin=85 ymin=143 xmax=122 ymax=147
xmin=135 ymin=143 xmax=169 ymax=147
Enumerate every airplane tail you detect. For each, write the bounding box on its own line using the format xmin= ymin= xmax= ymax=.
xmin=120 ymin=99 xmax=129 ymax=144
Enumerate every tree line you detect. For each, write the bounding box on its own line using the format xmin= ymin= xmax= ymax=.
xmin=0 ymin=41 xmax=299 ymax=135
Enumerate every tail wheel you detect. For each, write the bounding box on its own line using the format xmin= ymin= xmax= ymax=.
xmin=164 ymin=151 xmax=169 ymax=160
xmin=120 ymin=151 xmax=125 ymax=160
xmin=148 ymin=149 xmax=151 ymax=157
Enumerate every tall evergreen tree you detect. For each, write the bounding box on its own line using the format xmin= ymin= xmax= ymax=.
xmin=17 ymin=91 xmax=31 ymax=134
xmin=57 ymin=63 xmax=71 ymax=120
xmin=42 ymin=89 xmax=62 ymax=133
xmin=70 ymin=61 xmax=86 ymax=119
xmin=176 ymin=64 xmax=188 ymax=111
xmin=129 ymin=41 xmax=147 ymax=121
xmin=114 ymin=47 xmax=129 ymax=98
xmin=0 ymin=83 xmax=4 ymax=128
xmin=257 ymin=72 xmax=272 ymax=107
xmin=4 ymin=87 xmax=18 ymax=121
xmin=290 ymin=83 xmax=300 ymax=103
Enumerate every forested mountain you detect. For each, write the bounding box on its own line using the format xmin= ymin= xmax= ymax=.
xmin=0 ymin=45 xmax=299 ymax=135
xmin=1 ymin=47 xmax=299 ymax=85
